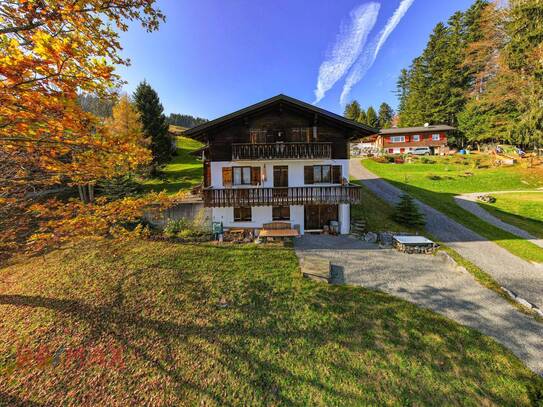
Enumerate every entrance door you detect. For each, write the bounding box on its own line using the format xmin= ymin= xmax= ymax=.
xmin=273 ymin=166 xmax=288 ymax=187
xmin=304 ymin=205 xmax=338 ymax=230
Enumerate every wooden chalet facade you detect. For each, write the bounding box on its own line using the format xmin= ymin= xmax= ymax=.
xmin=184 ymin=94 xmax=376 ymax=234
xmin=376 ymin=125 xmax=455 ymax=154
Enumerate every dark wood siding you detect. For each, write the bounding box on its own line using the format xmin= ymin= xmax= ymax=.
xmin=206 ymin=104 xmax=350 ymax=161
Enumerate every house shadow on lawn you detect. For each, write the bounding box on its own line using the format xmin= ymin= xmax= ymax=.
xmin=1 ymin=245 xmax=542 ymax=406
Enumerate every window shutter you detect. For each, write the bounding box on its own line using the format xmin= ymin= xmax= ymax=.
xmin=204 ymin=161 xmax=211 ymax=187
xmin=304 ymin=166 xmax=314 ymax=184
xmin=251 ymin=167 xmax=261 ymax=185
xmin=222 ymin=167 xmax=232 ymax=187
xmin=332 ymin=165 xmax=342 ymax=184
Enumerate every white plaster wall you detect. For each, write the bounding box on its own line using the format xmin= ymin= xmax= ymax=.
xmin=210 ymin=159 xmax=349 ymax=188
xmin=212 ymin=205 xmax=305 ymax=234
xmin=209 ymin=159 xmax=352 ymax=235
xmin=339 ymin=204 xmax=350 ymax=234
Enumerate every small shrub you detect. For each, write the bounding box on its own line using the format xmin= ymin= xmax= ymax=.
xmin=393 ymin=194 xmax=426 ymax=228
xmin=163 ymin=212 xmax=212 ymax=242
xmin=163 ymin=219 xmax=189 ymax=238
xmin=420 ymin=157 xmax=436 ymax=164
xmin=371 ymin=156 xmax=388 ymax=164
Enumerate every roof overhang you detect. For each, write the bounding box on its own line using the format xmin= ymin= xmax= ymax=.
xmin=184 ymin=94 xmax=378 ymax=141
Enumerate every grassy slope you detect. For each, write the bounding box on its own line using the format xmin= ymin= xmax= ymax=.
xmin=350 ymin=182 xmax=421 ymax=234
xmin=481 ymin=192 xmax=543 ymax=239
xmin=363 ymin=157 xmax=543 ymax=263
xmin=1 ymin=241 xmax=542 ymax=406
xmin=142 ymin=136 xmax=204 ymax=194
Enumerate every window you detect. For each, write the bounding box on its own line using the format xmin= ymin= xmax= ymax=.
xmin=233 ymin=166 xmax=252 ymax=185
xmin=391 ymin=136 xmax=405 ymax=143
xmin=304 ymin=165 xmax=342 ymax=184
xmin=272 ymin=206 xmax=290 ymax=221
xmin=249 ymin=129 xmax=267 ymax=144
xmin=313 ymin=165 xmax=331 ymax=183
xmin=412 ymin=135 xmax=420 ymax=142
xmin=234 ymin=207 xmax=252 ymax=222
xmin=432 ymin=134 xmax=441 ymax=141
xmin=290 ymin=127 xmax=312 ymax=142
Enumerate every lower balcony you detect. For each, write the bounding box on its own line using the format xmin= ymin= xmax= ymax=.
xmin=202 ymin=185 xmax=361 ymax=207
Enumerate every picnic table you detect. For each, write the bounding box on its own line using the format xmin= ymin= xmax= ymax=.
xmin=259 ymin=222 xmax=299 ymax=240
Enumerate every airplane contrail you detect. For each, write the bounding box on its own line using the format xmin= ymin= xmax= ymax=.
xmin=313 ymin=2 xmax=380 ymax=104
xmin=340 ymin=0 xmax=415 ymax=105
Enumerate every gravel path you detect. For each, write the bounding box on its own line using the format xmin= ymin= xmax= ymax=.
xmin=350 ymin=159 xmax=543 ymax=309
xmin=454 ymin=192 xmax=543 ymax=249
xmin=295 ymin=235 xmax=543 ymax=375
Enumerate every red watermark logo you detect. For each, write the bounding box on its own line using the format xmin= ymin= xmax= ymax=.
xmin=2 ymin=343 xmax=125 ymax=375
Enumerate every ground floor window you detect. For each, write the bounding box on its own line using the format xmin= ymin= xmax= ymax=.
xmin=272 ymin=206 xmax=290 ymax=221
xmin=234 ymin=206 xmax=252 ymax=222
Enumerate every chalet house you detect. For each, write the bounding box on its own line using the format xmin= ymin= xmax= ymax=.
xmin=184 ymin=94 xmax=376 ymax=235
xmin=376 ymin=125 xmax=455 ymax=155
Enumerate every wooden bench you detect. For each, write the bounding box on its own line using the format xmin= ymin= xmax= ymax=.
xmin=259 ymin=222 xmax=299 ymax=239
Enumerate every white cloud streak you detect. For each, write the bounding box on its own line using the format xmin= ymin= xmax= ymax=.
xmin=340 ymin=0 xmax=415 ymax=105
xmin=313 ymin=2 xmax=380 ymax=104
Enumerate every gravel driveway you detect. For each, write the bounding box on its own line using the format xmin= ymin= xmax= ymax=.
xmin=454 ymin=192 xmax=543 ymax=249
xmin=294 ymin=234 xmax=543 ymax=375
xmin=350 ymin=159 xmax=543 ymax=309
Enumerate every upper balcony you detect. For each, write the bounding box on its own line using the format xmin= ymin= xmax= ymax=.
xmin=232 ymin=142 xmax=332 ymax=161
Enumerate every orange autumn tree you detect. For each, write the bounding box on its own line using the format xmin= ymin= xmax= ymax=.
xmin=0 ymin=1 xmax=170 ymax=258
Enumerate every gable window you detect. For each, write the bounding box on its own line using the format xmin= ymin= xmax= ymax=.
xmin=249 ymin=129 xmax=267 ymax=144
xmin=432 ymin=133 xmax=441 ymax=141
xmin=233 ymin=166 xmax=252 ymax=185
xmin=272 ymin=206 xmax=290 ymax=221
xmin=390 ymin=136 xmax=405 ymax=143
xmin=234 ymin=207 xmax=252 ymax=222
xmin=412 ymin=135 xmax=420 ymax=142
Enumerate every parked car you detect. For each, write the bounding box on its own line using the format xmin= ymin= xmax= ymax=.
xmin=408 ymin=147 xmax=432 ymax=156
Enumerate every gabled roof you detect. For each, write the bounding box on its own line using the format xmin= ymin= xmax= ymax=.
xmin=184 ymin=94 xmax=378 ymax=140
xmin=379 ymin=125 xmax=455 ymax=135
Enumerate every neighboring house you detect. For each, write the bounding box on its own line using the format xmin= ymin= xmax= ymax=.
xmin=376 ymin=125 xmax=455 ymax=155
xmin=184 ymin=94 xmax=376 ymax=235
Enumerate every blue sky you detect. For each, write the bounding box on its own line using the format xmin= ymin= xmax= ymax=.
xmin=118 ymin=0 xmax=474 ymax=119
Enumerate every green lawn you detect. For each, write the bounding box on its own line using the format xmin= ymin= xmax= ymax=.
xmin=1 ymin=240 xmax=542 ymax=405
xmin=482 ymin=192 xmax=543 ymax=239
xmin=141 ymin=135 xmax=204 ymax=194
xmin=362 ymin=156 xmax=543 ymax=263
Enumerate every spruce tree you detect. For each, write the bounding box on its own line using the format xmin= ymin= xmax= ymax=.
xmin=358 ymin=109 xmax=367 ymax=124
xmin=366 ymin=106 xmax=378 ymax=128
xmin=133 ymin=80 xmax=171 ymax=165
xmin=378 ymin=103 xmax=394 ymax=128
xmin=393 ymin=194 xmax=425 ymax=228
xmin=344 ymin=100 xmax=362 ymax=121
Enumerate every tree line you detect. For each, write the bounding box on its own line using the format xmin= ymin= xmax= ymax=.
xmin=396 ymin=0 xmax=543 ymax=149
xmin=167 ymin=113 xmax=208 ymax=128
xmin=343 ymin=101 xmax=394 ymax=130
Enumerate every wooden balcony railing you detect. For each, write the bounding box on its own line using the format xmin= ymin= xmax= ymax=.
xmin=232 ymin=142 xmax=332 ymax=160
xmin=202 ymin=185 xmax=361 ymax=207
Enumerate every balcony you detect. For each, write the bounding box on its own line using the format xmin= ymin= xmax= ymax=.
xmin=232 ymin=142 xmax=332 ymax=161
xmin=202 ymin=185 xmax=361 ymax=207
